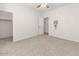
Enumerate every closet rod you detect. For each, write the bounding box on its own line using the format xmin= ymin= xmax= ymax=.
xmin=0 ymin=19 xmax=12 ymax=22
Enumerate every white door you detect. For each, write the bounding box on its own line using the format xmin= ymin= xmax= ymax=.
xmin=38 ymin=16 xmax=44 ymax=35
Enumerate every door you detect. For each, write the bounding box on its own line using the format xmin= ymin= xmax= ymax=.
xmin=44 ymin=17 xmax=49 ymax=35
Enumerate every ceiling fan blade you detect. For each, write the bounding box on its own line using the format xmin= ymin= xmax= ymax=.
xmin=46 ymin=5 xmax=49 ymax=8
xmin=37 ymin=4 xmax=41 ymax=8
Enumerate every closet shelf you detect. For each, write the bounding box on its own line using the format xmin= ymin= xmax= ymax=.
xmin=0 ymin=19 xmax=12 ymax=22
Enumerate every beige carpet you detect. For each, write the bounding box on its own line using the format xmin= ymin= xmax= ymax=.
xmin=0 ymin=35 xmax=79 ymax=56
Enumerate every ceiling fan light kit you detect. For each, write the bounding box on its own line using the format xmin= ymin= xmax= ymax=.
xmin=37 ymin=3 xmax=49 ymax=8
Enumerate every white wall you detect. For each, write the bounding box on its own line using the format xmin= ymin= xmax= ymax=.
xmin=0 ymin=3 xmax=5 ymax=10
xmin=43 ymin=4 xmax=79 ymax=42
xmin=1 ymin=4 xmax=40 ymax=42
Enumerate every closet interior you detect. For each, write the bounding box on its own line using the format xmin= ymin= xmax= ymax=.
xmin=0 ymin=11 xmax=13 ymax=42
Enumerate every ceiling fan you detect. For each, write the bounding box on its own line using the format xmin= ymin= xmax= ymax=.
xmin=37 ymin=3 xmax=49 ymax=8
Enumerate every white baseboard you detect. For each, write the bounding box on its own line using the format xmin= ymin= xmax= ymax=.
xmin=13 ymin=34 xmax=41 ymax=42
xmin=50 ymin=35 xmax=79 ymax=43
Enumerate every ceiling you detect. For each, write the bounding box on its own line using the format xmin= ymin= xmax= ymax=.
xmin=20 ymin=3 xmax=69 ymax=13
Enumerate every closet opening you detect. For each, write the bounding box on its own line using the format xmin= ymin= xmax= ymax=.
xmin=0 ymin=11 xmax=13 ymax=42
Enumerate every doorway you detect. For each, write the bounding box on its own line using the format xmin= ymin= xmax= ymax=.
xmin=44 ymin=17 xmax=49 ymax=35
